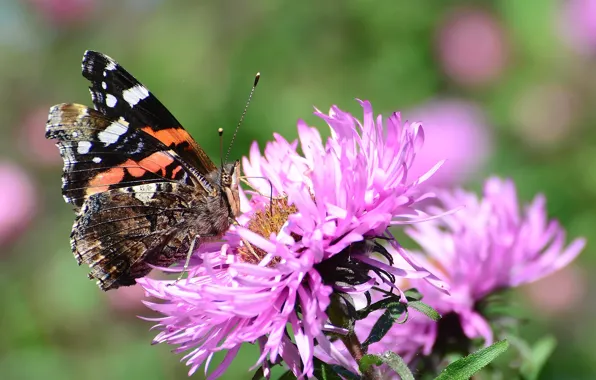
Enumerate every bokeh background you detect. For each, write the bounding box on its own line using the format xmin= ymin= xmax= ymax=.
xmin=1 ymin=0 xmax=595 ymax=379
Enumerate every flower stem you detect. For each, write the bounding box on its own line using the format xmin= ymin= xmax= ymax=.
xmin=327 ymin=294 xmax=381 ymax=380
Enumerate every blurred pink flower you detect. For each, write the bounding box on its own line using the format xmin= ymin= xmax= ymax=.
xmin=0 ymin=162 xmax=36 ymax=247
xmin=19 ymin=107 xmax=63 ymax=166
xmin=406 ymin=99 xmax=492 ymax=187
xmin=405 ymin=177 xmax=585 ymax=344
xmin=341 ymin=177 xmax=585 ymax=378
xmin=105 ymin=284 xmax=147 ymax=314
xmin=436 ymin=7 xmax=509 ymax=87
xmin=559 ymin=0 xmax=596 ymax=54
xmin=24 ymin=0 xmax=96 ymax=27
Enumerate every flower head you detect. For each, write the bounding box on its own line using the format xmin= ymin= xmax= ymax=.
xmin=352 ymin=176 xmax=585 ymax=373
xmin=139 ymin=100 xmax=445 ymax=378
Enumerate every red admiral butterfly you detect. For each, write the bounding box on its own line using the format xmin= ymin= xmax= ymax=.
xmin=46 ymin=51 xmax=255 ymax=290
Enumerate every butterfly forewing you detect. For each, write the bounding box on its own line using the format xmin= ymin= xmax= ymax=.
xmin=82 ymin=50 xmax=217 ymax=175
xmin=46 ymin=103 xmax=198 ymax=209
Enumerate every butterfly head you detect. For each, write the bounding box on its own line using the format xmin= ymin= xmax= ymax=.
xmin=221 ymin=160 xmax=241 ymax=218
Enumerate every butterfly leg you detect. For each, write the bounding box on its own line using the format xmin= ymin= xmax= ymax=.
xmin=170 ymin=234 xmax=200 ymax=285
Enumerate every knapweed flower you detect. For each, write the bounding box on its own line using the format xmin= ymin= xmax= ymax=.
xmin=559 ymin=0 xmax=596 ymax=55
xmin=436 ymin=7 xmax=509 ymax=87
xmin=352 ymin=177 xmax=585 ymax=374
xmin=406 ymin=99 xmax=492 ymax=188
xmin=138 ymin=100 xmax=447 ymax=378
xmin=0 ymin=162 xmax=36 ymax=247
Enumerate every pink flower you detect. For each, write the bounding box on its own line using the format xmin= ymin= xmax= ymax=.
xmin=405 ymin=99 xmax=492 ymax=187
xmin=436 ymin=7 xmax=509 ymax=87
xmin=0 ymin=162 xmax=37 ymax=247
xmin=25 ymin=0 xmax=96 ymax=28
xmin=139 ymin=100 xmax=446 ymax=378
xmin=105 ymin=284 xmax=147 ymax=314
xmin=558 ymin=0 xmax=596 ymax=55
xmin=352 ymin=177 xmax=585 ymax=374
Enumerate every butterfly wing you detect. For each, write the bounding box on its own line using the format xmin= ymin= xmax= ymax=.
xmin=46 ymin=51 xmax=231 ymax=291
xmin=71 ymin=183 xmax=198 ymax=290
xmin=81 ymin=50 xmax=217 ymax=175
xmin=46 ymin=103 xmax=218 ymax=210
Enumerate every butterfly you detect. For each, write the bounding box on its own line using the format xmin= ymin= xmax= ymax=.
xmin=45 ymin=50 xmax=244 ymax=291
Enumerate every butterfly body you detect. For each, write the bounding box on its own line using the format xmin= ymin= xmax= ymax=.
xmin=46 ymin=51 xmax=240 ymax=290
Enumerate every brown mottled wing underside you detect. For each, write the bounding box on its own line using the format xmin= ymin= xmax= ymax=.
xmin=71 ymin=182 xmax=197 ymax=290
xmin=71 ymin=181 xmax=234 ymax=290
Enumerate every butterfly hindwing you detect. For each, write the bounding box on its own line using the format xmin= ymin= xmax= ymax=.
xmin=82 ymin=50 xmax=217 ymax=175
xmin=71 ymin=183 xmax=197 ymax=290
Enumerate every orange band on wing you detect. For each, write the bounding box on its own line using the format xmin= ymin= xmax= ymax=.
xmin=86 ymin=167 xmax=125 ymax=196
xmin=171 ymin=165 xmax=183 ymax=178
xmin=141 ymin=126 xmax=194 ymax=149
xmin=85 ymin=152 xmax=176 ymax=197
xmin=124 ymin=152 xmax=174 ymax=178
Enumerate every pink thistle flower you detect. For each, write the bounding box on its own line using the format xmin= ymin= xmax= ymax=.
xmin=435 ymin=7 xmax=509 ymax=87
xmin=138 ymin=100 xmax=446 ymax=378
xmin=350 ymin=177 xmax=585 ymax=376
xmin=558 ymin=0 xmax=596 ymax=55
xmin=0 ymin=162 xmax=37 ymax=247
xmin=25 ymin=0 xmax=97 ymax=28
xmin=405 ymin=99 xmax=492 ymax=188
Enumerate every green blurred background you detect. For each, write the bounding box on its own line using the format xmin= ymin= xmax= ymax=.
xmin=1 ymin=0 xmax=595 ymax=379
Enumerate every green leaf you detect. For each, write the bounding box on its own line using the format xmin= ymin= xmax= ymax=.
xmin=359 ymin=354 xmax=383 ymax=373
xmin=435 ymin=340 xmax=510 ymax=380
xmin=362 ymin=302 xmax=407 ymax=348
xmin=408 ymin=301 xmax=441 ymax=321
xmin=520 ymin=336 xmax=557 ymax=380
xmin=356 ymin=294 xmax=402 ymax=320
xmin=252 ymin=366 xmax=265 ymax=380
xmin=379 ymin=352 xmax=415 ymax=380
xmin=404 ymin=288 xmax=423 ymax=301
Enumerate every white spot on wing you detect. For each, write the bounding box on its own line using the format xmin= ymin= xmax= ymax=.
xmin=102 ymin=82 xmax=107 ymax=89
xmin=122 ymin=85 xmax=150 ymax=107
xmin=92 ymin=157 xmax=102 ymax=163
xmin=105 ymin=60 xmax=117 ymax=71
xmin=106 ymin=94 xmax=117 ymax=108
xmin=98 ymin=120 xmax=128 ymax=146
xmin=77 ymin=141 xmax=92 ymax=154
xmin=133 ymin=183 xmax=158 ymax=203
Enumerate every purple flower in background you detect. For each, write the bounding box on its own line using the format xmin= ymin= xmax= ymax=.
xmin=406 ymin=99 xmax=492 ymax=188
xmin=559 ymin=0 xmax=596 ymax=54
xmin=351 ymin=177 xmax=585 ymax=373
xmin=436 ymin=7 xmax=509 ymax=87
xmin=0 ymin=162 xmax=36 ymax=248
xmin=139 ymin=100 xmax=446 ymax=378
xmin=25 ymin=0 xmax=97 ymax=28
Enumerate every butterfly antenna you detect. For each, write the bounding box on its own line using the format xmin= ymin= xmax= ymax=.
xmin=218 ymin=128 xmax=224 ymax=169
xmin=224 ymin=72 xmax=260 ymax=164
